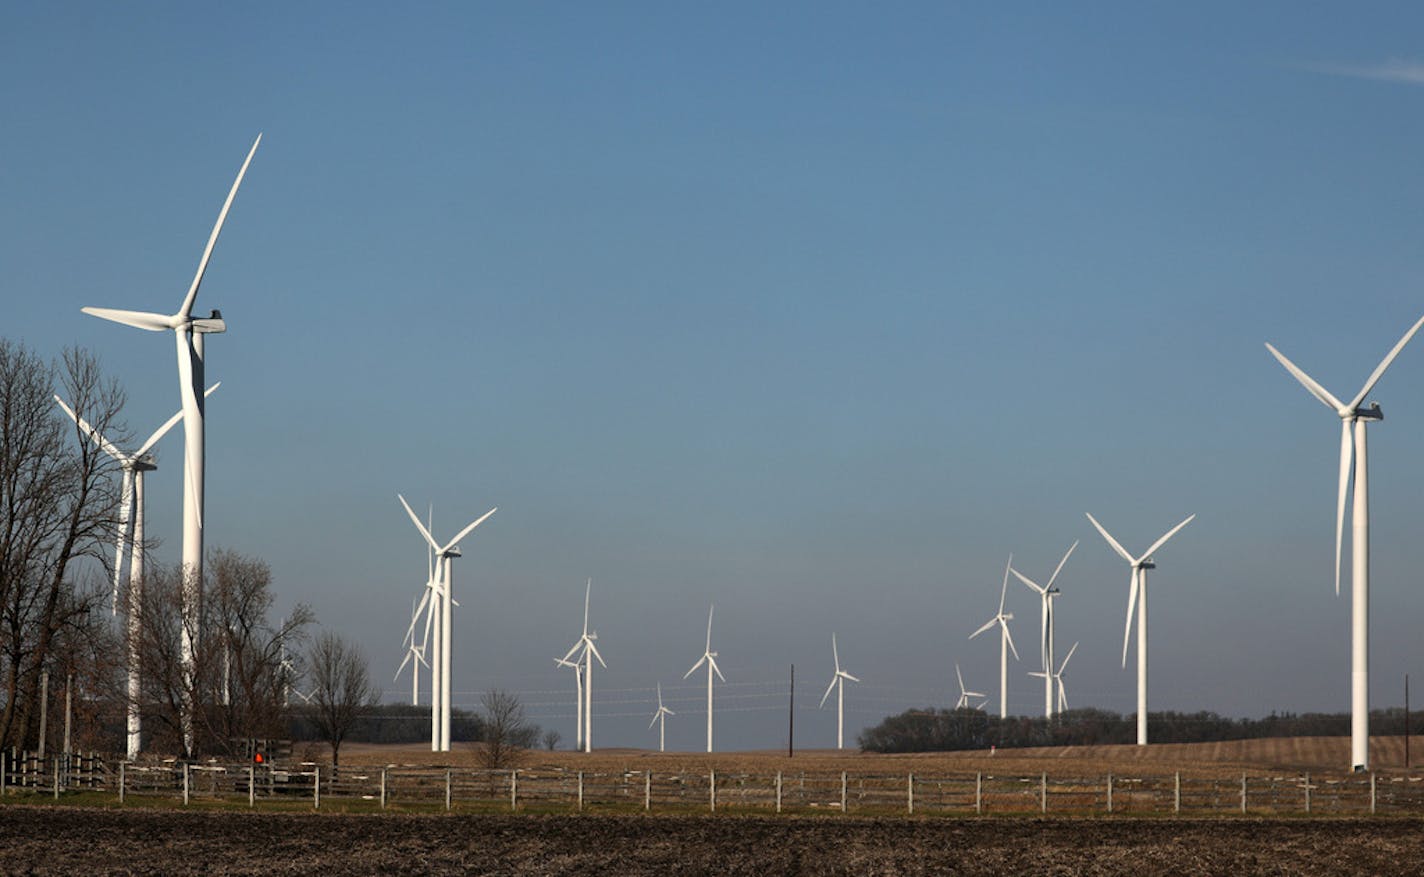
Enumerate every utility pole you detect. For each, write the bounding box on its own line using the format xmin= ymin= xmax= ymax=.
xmin=788 ymin=664 xmax=794 ymax=758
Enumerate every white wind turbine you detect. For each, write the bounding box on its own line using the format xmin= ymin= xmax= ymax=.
xmin=1030 ymin=641 xmax=1078 ymax=714
xmin=1010 ymin=541 xmax=1077 ymax=720
xmin=395 ymin=596 xmax=430 ymax=706
xmin=683 ymin=605 xmax=725 ymax=753
xmin=818 ymin=633 xmax=861 ymax=750
xmin=554 ymin=656 xmax=584 ymax=752
xmin=82 ymin=135 xmax=261 ymax=754
xmin=558 ymin=579 xmax=606 ymax=752
xmin=54 ymin=384 xmax=217 ymax=760
xmin=1086 ymin=512 xmax=1194 ymax=746
xmin=969 ymin=555 xmax=1020 ymax=719
xmin=1266 ymin=313 xmax=1424 ymax=771
xmin=954 ymin=663 xmax=986 ymax=710
xmin=648 ymin=682 xmax=676 ymax=752
xmin=398 ymin=494 xmax=497 ymax=752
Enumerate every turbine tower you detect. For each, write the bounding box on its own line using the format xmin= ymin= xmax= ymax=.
xmin=648 ymin=682 xmax=675 ymax=752
xmin=81 ymin=135 xmax=261 ymax=753
xmin=555 ymin=657 xmax=584 ymax=751
xmin=1010 ymin=541 xmax=1077 ymax=720
xmin=683 ymin=605 xmax=724 ymax=753
xmin=818 ymin=633 xmax=861 ymax=750
xmin=1266 ymin=313 xmax=1424 ymax=771
xmin=398 ymin=494 xmax=496 ymax=752
xmin=954 ymin=663 xmax=986 ymax=710
xmin=559 ymin=579 xmax=606 ymax=752
xmin=1086 ymin=512 xmax=1194 ymax=745
xmin=969 ymin=555 xmax=1020 ymax=719
xmin=54 ymin=384 xmax=216 ymax=760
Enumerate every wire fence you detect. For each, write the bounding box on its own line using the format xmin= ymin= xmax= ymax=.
xmin=5 ymin=749 xmax=1424 ymax=816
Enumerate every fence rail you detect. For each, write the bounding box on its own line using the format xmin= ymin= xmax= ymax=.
xmin=4 ymin=749 xmax=1423 ymax=816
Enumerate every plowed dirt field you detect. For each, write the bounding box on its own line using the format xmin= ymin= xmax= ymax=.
xmin=1 ymin=806 xmax=1419 ymax=876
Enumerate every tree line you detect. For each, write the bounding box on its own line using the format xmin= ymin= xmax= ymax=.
xmin=858 ymin=706 xmax=1423 ymax=753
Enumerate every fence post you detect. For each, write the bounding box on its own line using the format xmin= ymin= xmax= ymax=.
xmin=315 ymin=766 xmax=321 ymax=810
xmin=1370 ymin=771 xmax=1377 ymax=815
xmin=1174 ymin=772 xmax=1180 ymax=814
xmin=645 ymin=771 xmax=651 ymax=811
xmin=710 ymin=768 xmax=716 ymax=813
xmin=248 ymin=765 xmax=255 ymax=808
xmin=1 ymin=749 xmax=5 ymax=797
xmin=577 ymin=771 xmax=583 ymax=812
xmin=118 ymin=761 xmax=125 ymax=804
xmin=1240 ymin=773 xmax=1247 ymax=814
xmin=1040 ymin=773 xmax=1047 ymax=814
xmin=380 ymin=767 xmax=387 ymax=810
xmin=840 ymin=772 xmax=847 ymax=813
xmin=907 ymin=773 xmax=914 ymax=815
xmin=975 ymin=772 xmax=982 ymax=815
xmin=1106 ymin=773 xmax=1112 ymax=813
xmin=52 ymin=758 xmax=59 ymax=800
xmin=775 ymin=771 xmax=782 ymax=814
xmin=183 ymin=763 xmax=190 ymax=806
xmin=444 ymin=769 xmax=451 ymax=812
xmin=1304 ymin=773 xmax=1310 ymax=814
xmin=511 ymin=769 xmax=518 ymax=812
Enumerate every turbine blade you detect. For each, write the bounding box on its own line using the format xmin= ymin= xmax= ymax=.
xmin=706 ymin=605 xmax=714 ymax=653
xmin=998 ymin=553 xmax=1012 ymax=615
xmin=179 ymin=134 xmax=262 ymax=320
xmin=404 ymin=590 xmax=433 ymax=645
xmin=709 ymin=655 xmax=725 ymax=682
xmin=832 ymin=633 xmax=840 ymax=672
xmin=819 ymin=677 xmax=837 ymax=709
xmin=1002 ymin=619 xmax=1020 ymax=662
xmin=1059 ymin=641 xmax=1079 ymax=673
xmin=81 ymin=307 xmax=172 ymax=332
xmin=969 ymin=617 xmax=998 ymax=640
xmin=112 ymin=469 xmax=134 ymax=614
xmin=649 ymin=713 xmax=660 ymax=730
xmin=1349 ymin=313 xmax=1424 ymax=409
xmin=1058 ymin=682 xmax=1068 ymax=712
xmin=54 ymin=394 xmax=127 ymax=461
xmin=955 ymin=663 xmax=965 ymax=694
xmin=1040 ymin=596 xmax=1048 ymax=670
xmin=841 ymin=672 xmax=861 ymax=683
xmin=444 ymin=507 xmax=497 ymax=552
xmin=1045 ymin=540 xmax=1079 ymax=589
xmin=175 ymin=330 xmax=203 ymax=530
xmin=397 ymin=495 xmax=441 ymax=551
xmin=1335 ymin=419 xmax=1352 ymax=596
xmin=136 ymin=383 xmax=219 ymax=457
xmin=1265 ymin=342 xmax=1346 ymax=411
xmin=395 ymin=650 xmax=413 ymax=681
xmin=583 ymin=578 xmax=591 ymax=637
xmin=1122 ymin=568 xmax=1139 ymax=668
xmin=586 ymin=638 xmax=607 ymax=669
xmin=1010 ymin=567 xmax=1046 ymax=594
xmin=1140 ymin=514 xmax=1195 ymax=563
xmin=1086 ymin=513 xmax=1134 ymax=564
xmin=684 ymin=655 xmax=707 ymax=679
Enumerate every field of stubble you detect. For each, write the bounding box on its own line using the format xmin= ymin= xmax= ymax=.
xmin=1 ymin=807 xmax=1420 ymax=876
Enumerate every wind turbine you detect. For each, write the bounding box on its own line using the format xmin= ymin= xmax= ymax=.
xmin=818 ymin=633 xmax=861 ymax=750
xmin=1029 ymin=641 xmax=1078 ymax=715
xmin=398 ymin=494 xmax=497 ymax=752
xmin=82 ymin=135 xmax=261 ymax=754
xmin=1086 ymin=512 xmax=1194 ymax=746
xmin=683 ymin=605 xmax=725 ymax=753
xmin=558 ymin=579 xmax=606 ymax=752
xmin=1010 ymin=541 xmax=1077 ymax=720
xmin=1266 ymin=313 xmax=1424 ymax=771
xmin=395 ymin=596 xmax=430 ymax=706
xmin=954 ymin=663 xmax=986 ymax=710
xmin=648 ymin=682 xmax=675 ymax=752
xmin=54 ymin=384 xmax=218 ymax=760
xmin=969 ymin=555 xmax=1020 ymax=719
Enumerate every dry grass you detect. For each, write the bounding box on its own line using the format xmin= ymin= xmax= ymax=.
xmin=336 ymin=735 xmax=1420 ymax=779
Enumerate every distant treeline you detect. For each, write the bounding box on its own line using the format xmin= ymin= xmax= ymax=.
xmin=858 ymin=707 xmax=1419 ymax=753
xmin=285 ymin=704 xmax=538 ymax=747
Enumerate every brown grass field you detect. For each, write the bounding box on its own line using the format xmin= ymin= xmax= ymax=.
xmin=6 ymin=737 xmax=1423 ymax=875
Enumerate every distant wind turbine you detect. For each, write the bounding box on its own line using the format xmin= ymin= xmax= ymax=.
xmin=1086 ymin=512 xmax=1194 ymax=746
xmin=54 ymin=384 xmax=217 ymax=760
xmin=1029 ymin=641 xmax=1078 ymax=714
xmin=684 ymin=605 xmax=725 ymax=753
xmin=1010 ymin=541 xmax=1077 ymax=720
xmin=954 ymin=663 xmax=986 ymax=711
xmin=969 ymin=555 xmax=1020 ymax=719
xmin=818 ymin=633 xmax=861 ymax=750
xmin=648 ymin=683 xmax=676 ymax=752
xmin=559 ymin=579 xmax=606 ymax=752
xmin=1266 ymin=313 xmax=1424 ymax=771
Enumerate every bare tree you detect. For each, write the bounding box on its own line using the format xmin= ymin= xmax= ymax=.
xmin=542 ymin=729 xmax=561 ymax=751
xmin=478 ymin=689 xmax=536 ymax=770
xmin=0 ymin=344 xmax=125 ymax=751
xmin=306 ymin=631 xmax=376 ymax=770
xmin=138 ymin=551 xmax=312 ymax=757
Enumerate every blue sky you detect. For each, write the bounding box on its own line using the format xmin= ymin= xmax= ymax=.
xmin=6 ymin=3 xmax=1424 ymax=750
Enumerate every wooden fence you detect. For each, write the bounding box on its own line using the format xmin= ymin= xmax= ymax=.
xmin=4 ymin=750 xmax=1424 ymax=816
